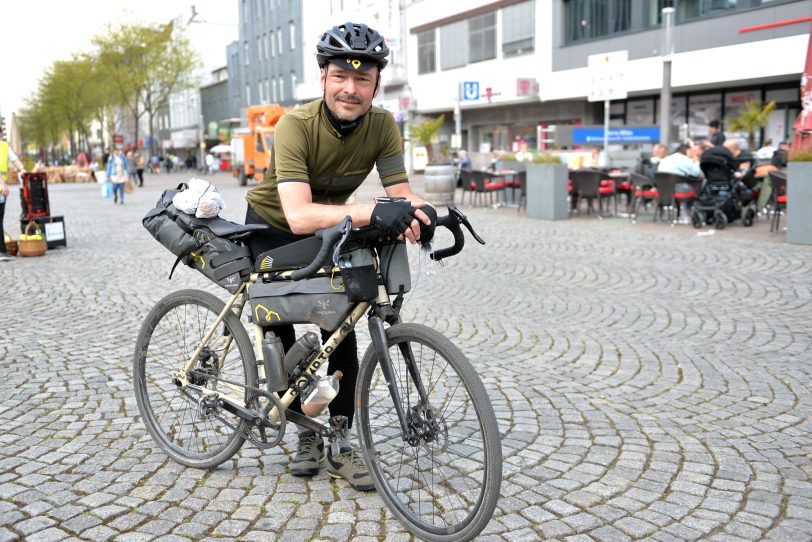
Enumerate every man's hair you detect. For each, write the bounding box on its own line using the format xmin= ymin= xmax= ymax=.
xmin=709 ymin=119 xmax=721 ymax=129
xmin=676 ymin=143 xmax=690 ymax=155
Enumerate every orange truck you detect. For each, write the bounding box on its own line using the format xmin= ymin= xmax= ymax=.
xmin=231 ymin=103 xmax=285 ymax=186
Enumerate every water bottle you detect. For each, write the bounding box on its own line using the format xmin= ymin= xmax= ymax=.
xmin=301 ymin=370 xmax=343 ymax=417
xmin=283 ymin=331 xmax=321 ymax=376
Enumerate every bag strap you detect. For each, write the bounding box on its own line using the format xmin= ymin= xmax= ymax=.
xmin=210 ymin=245 xmax=251 ymax=267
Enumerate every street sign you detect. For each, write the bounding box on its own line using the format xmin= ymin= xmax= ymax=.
xmin=587 ymin=51 xmax=628 ymax=102
xmin=461 ymin=81 xmax=479 ymax=101
xmin=572 ymin=127 xmax=660 ymax=144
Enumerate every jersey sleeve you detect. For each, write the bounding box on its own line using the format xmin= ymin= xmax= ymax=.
xmin=272 ymin=114 xmax=310 ymax=183
xmin=376 ymin=114 xmax=408 ymax=187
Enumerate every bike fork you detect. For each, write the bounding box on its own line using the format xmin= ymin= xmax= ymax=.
xmin=368 ymin=315 xmax=429 ymax=440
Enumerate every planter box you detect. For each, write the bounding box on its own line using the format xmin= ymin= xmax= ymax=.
xmin=787 ymin=161 xmax=812 ymax=245
xmin=526 ymin=163 xmax=568 ymax=220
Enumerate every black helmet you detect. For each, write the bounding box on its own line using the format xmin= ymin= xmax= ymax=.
xmin=316 ymin=22 xmax=389 ymax=70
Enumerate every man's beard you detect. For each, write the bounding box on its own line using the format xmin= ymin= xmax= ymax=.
xmin=329 ymin=93 xmax=366 ymax=121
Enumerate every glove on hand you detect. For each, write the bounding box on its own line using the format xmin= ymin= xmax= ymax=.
xmin=418 ymin=205 xmax=437 ymax=244
xmin=371 ymin=200 xmax=416 ymax=238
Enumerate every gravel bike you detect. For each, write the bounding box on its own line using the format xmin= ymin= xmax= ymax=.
xmin=133 ymin=205 xmax=502 ymax=542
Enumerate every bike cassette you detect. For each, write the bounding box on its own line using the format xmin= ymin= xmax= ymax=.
xmin=198 ymin=394 xmax=220 ymax=420
xmin=243 ymin=390 xmax=286 ymax=449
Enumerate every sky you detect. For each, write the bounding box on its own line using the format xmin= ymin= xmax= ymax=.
xmin=0 ymin=0 xmax=239 ymax=119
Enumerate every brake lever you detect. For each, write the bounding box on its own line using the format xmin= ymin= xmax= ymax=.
xmin=448 ymin=206 xmax=486 ymax=245
xmin=331 ymin=216 xmax=353 ymax=265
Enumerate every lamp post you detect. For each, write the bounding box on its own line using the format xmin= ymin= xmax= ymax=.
xmin=659 ymin=7 xmax=675 ymax=148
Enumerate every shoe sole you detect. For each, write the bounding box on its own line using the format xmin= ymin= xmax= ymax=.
xmin=326 ymin=470 xmax=375 ymax=491
xmin=290 ymin=454 xmax=325 ymax=477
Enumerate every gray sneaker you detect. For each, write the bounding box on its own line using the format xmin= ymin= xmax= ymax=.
xmin=290 ymin=432 xmax=324 ymax=477
xmin=326 ymin=447 xmax=375 ymax=491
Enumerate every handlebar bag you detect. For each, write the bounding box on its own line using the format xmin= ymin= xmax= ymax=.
xmin=337 ymin=243 xmax=379 ymax=302
xmin=143 ymin=185 xmax=252 ymax=293
xmin=247 ymin=276 xmax=352 ymax=331
xmin=378 ymin=241 xmax=411 ymax=295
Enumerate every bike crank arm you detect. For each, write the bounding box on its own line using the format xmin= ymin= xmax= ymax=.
xmin=368 ymin=315 xmax=412 ymax=438
xmin=183 ymin=383 xmax=265 ymax=427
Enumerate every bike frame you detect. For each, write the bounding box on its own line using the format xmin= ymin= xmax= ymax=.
xmin=174 ymin=267 xmax=428 ymax=441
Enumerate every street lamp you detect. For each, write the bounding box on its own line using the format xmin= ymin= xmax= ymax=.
xmin=659 ymin=7 xmax=675 ymax=148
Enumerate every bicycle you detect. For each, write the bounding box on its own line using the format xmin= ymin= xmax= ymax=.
xmin=133 ymin=205 xmax=503 ymax=542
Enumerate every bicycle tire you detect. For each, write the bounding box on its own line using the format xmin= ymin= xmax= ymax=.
xmin=133 ymin=289 xmax=257 ymax=469
xmin=357 ymin=323 xmax=502 ymax=542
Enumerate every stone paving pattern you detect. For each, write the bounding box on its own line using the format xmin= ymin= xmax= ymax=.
xmin=0 ymin=171 xmax=810 ymax=541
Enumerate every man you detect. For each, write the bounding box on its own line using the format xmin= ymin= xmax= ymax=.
xmin=638 ymin=143 xmax=667 ymax=178
xmin=704 ymin=119 xmax=726 ymax=148
xmin=244 ymin=22 xmax=432 ymax=491
xmin=0 ymin=135 xmax=26 ymax=254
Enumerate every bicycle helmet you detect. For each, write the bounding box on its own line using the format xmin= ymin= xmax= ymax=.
xmin=316 ymin=22 xmax=389 ymax=71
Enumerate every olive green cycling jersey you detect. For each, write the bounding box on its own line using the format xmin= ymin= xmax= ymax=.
xmin=246 ymin=98 xmax=408 ymax=232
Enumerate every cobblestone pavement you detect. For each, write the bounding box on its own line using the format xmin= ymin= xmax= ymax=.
xmin=1 ymin=171 xmax=810 ymax=542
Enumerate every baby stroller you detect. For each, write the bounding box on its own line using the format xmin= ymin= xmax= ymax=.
xmin=691 ymin=146 xmax=757 ymax=230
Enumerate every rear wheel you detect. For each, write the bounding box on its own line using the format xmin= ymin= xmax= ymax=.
xmin=742 ymin=208 xmax=755 ymax=227
xmin=357 ymin=323 xmax=502 ymax=542
xmin=692 ymin=212 xmax=704 ymax=229
xmin=133 ymin=289 xmax=257 ymax=469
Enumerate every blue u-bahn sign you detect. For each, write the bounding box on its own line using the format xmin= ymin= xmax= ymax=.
xmin=573 ymin=127 xmax=660 ymax=144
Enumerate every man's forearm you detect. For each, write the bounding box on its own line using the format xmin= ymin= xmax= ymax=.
xmin=282 ymin=200 xmax=375 ymax=234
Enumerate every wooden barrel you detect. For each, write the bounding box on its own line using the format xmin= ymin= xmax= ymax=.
xmin=423 ymin=164 xmax=456 ymax=206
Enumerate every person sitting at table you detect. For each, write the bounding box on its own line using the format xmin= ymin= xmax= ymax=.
xmin=723 ymin=139 xmax=755 ymax=188
xmin=771 ymin=141 xmax=789 ymax=168
xmin=584 ymin=146 xmax=605 ymax=169
xmin=657 ymin=143 xmax=702 ymax=178
xmin=637 ymin=143 xmax=667 ymax=178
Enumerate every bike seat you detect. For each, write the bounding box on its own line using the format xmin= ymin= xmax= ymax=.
xmin=187 ymin=216 xmax=269 ymax=239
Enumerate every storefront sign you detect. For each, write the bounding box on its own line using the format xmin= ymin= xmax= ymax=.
xmin=573 ymin=127 xmax=660 ymax=144
xmin=516 ymin=78 xmax=538 ymax=97
xmin=588 ymin=51 xmax=628 ymax=102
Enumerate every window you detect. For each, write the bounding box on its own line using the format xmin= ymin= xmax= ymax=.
xmin=244 ymin=42 xmax=249 ymax=66
xmin=257 ymin=37 xmax=263 ymax=61
xmin=290 ymin=21 xmax=296 ymax=50
xmin=564 ymin=0 xmax=608 ymax=42
xmin=417 ymin=29 xmax=436 ymax=74
xmin=246 ymin=84 xmax=251 ymax=105
xmin=259 ymin=79 xmax=265 ymax=103
xmin=270 ymin=31 xmax=275 ymax=57
xmin=272 ymin=79 xmax=277 ymax=102
xmin=277 ymin=27 xmax=282 ymax=54
xmin=291 ymin=71 xmax=297 ymax=98
xmin=502 ymin=1 xmax=534 ymax=58
xmin=469 ymin=12 xmax=496 ymax=63
xmin=278 ymin=76 xmax=284 ymax=101
xmin=441 ymin=21 xmax=467 ymax=70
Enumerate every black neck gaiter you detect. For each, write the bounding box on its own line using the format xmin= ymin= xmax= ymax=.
xmin=322 ymin=100 xmax=365 ymax=137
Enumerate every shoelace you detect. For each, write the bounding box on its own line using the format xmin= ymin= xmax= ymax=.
xmin=297 ymin=436 xmax=319 ymax=457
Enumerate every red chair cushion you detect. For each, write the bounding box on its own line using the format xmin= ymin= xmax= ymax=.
xmin=599 ymin=180 xmax=614 ymax=188
xmin=777 ymin=195 xmax=787 ymax=203
xmin=615 ymin=181 xmax=633 ymax=191
xmin=599 ymin=186 xmax=614 ymax=195
xmin=635 ymin=189 xmax=659 ymax=198
xmin=674 ymin=191 xmax=697 ymax=200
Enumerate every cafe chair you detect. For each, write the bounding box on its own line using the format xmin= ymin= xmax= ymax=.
xmin=769 ymin=170 xmax=787 ymax=235
xmin=458 ymin=169 xmax=475 ymax=205
xmin=651 ymin=172 xmax=701 ymax=224
xmin=466 ymin=170 xmax=506 ymax=207
xmin=570 ymin=168 xmax=610 ymax=216
xmin=630 ymin=172 xmax=658 ymax=220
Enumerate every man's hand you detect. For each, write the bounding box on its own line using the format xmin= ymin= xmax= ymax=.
xmin=371 ymin=200 xmax=416 ymax=238
xmin=0 ymin=183 xmax=8 ymax=199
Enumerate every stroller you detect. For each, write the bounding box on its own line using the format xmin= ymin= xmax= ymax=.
xmin=691 ymin=146 xmax=757 ymax=229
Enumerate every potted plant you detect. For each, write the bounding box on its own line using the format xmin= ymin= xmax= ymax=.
xmin=725 ymin=99 xmax=776 ymax=152
xmin=787 ymin=147 xmax=812 ymax=245
xmin=524 ymin=151 xmax=568 ymax=220
xmin=410 ymin=115 xmax=455 ymax=206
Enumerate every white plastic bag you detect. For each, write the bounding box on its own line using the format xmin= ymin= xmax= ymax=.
xmin=172 ymin=178 xmax=225 ymax=218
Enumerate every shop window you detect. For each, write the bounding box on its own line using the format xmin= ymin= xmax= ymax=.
xmin=503 ymin=1 xmax=535 ymax=58
xmin=417 ymin=29 xmax=436 ymax=74
xmin=469 ymin=12 xmax=496 ymax=63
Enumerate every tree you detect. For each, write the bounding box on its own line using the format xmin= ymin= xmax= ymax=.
xmin=725 ymin=99 xmax=777 ymax=151
xmin=94 ymin=21 xmax=198 ymax=154
xmin=409 ymin=114 xmax=446 ymax=164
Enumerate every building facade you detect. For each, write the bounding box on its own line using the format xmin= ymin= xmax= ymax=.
xmin=405 ymin=0 xmax=809 ymax=153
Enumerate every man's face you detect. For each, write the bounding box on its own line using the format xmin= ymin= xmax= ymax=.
xmin=321 ymin=62 xmax=378 ymax=122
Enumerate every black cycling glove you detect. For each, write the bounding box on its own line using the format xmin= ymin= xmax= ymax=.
xmin=418 ymin=205 xmax=437 ymax=244
xmin=371 ymin=200 xmax=417 ymax=238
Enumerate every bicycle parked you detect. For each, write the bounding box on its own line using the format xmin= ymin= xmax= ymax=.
xmin=135 ymin=195 xmax=503 ymax=541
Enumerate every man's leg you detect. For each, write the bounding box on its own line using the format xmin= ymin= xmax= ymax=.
xmin=0 ymin=198 xmax=6 ymax=254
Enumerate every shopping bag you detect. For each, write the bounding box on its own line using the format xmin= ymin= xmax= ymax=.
xmin=125 ymin=179 xmax=134 ymax=193
xmin=101 ymin=181 xmax=113 ymax=198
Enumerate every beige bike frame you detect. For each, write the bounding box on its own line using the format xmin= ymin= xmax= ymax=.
xmin=175 ymin=269 xmax=391 ymax=423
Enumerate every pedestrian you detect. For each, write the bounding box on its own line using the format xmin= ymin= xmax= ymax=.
xmin=150 ymin=154 xmax=159 ymax=174
xmin=244 ymin=21 xmax=433 ymax=491
xmin=205 ymin=152 xmax=216 ymax=175
xmin=127 ymin=150 xmax=138 ymax=186
xmin=106 ymin=149 xmax=129 ymax=204
xmin=135 ymin=152 xmax=146 ymax=187
xmin=0 ymin=136 xmax=26 ymax=255
xmin=703 ymin=119 xmax=726 ymax=148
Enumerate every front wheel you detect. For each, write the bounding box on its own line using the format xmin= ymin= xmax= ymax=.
xmin=357 ymin=323 xmax=502 ymax=542
xmin=133 ymin=289 xmax=257 ymax=469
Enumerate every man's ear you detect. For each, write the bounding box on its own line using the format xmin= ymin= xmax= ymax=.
xmin=373 ymin=70 xmax=381 ymax=98
xmin=320 ymin=66 xmax=327 ymax=92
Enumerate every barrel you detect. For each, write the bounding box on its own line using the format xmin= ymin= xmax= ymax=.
xmin=423 ymin=164 xmax=456 ymax=206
